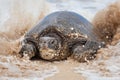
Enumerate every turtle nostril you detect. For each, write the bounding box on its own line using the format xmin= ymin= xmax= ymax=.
xmin=23 ymin=51 xmax=28 ymax=54
xmin=74 ymin=51 xmax=78 ymax=54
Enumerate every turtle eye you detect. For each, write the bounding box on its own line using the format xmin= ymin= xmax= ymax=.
xmin=50 ymin=39 xmax=57 ymax=45
xmin=48 ymin=39 xmax=58 ymax=49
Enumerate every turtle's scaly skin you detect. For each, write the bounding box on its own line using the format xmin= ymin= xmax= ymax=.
xmin=19 ymin=11 xmax=103 ymax=62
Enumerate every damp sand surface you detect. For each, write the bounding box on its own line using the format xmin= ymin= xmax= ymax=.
xmin=0 ymin=53 xmax=85 ymax=80
xmin=0 ymin=42 xmax=120 ymax=80
xmin=46 ymin=60 xmax=85 ymax=80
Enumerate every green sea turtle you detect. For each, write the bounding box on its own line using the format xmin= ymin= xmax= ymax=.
xmin=19 ymin=11 xmax=104 ymax=62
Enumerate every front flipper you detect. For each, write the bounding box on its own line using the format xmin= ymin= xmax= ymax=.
xmin=19 ymin=43 xmax=36 ymax=59
xmin=71 ymin=41 xmax=105 ymax=62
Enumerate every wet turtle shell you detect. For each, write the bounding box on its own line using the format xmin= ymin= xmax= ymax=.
xmin=22 ymin=11 xmax=101 ymax=61
xmin=26 ymin=11 xmax=98 ymax=41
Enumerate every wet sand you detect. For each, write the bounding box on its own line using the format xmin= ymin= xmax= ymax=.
xmin=45 ymin=60 xmax=85 ymax=80
xmin=0 ymin=42 xmax=120 ymax=80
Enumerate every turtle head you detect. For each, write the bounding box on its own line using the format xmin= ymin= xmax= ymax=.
xmin=39 ymin=37 xmax=61 ymax=60
xmin=19 ymin=40 xmax=36 ymax=59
